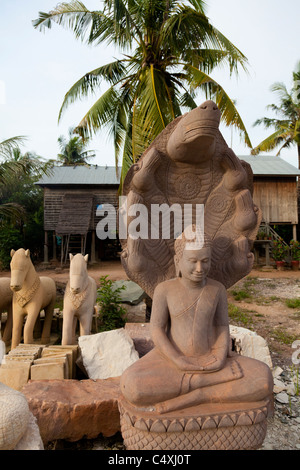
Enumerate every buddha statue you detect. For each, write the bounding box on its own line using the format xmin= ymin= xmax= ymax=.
xmin=120 ymin=227 xmax=273 ymax=414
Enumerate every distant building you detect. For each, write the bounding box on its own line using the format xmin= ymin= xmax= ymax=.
xmin=239 ymin=155 xmax=300 ymax=240
xmin=36 ymin=165 xmax=120 ymax=264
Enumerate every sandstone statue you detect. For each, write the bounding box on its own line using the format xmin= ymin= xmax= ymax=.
xmin=0 ymin=277 xmax=13 ymax=345
xmin=118 ymin=101 xmax=273 ymax=450
xmin=119 ymin=100 xmax=261 ymax=298
xmin=0 ymin=381 xmax=43 ymax=450
xmin=62 ymin=253 xmax=97 ymax=345
xmin=10 ymin=249 xmax=56 ymax=350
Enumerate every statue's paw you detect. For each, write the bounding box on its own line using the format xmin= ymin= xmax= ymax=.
xmin=232 ymin=236 xmax=254 ymax=274
xmin=233 ymin=189 xmax=257 ymax=232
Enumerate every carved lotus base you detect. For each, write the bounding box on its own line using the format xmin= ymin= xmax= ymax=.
xmin=119 ymin=396 xmax=273 ymax=451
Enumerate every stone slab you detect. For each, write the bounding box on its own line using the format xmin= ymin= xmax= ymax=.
xmin=78 ymin=328 xmax=139 ymax=379
xmin=0 ymin=362 xmax=31 ymax=391
xmin=22 ymin=378 xmax=121 ymax=443
xmin=30 ymin=362 xmax=67 ymax=380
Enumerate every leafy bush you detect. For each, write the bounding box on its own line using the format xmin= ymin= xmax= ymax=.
xmin=96 ymin=275 xmax=128 ymax=332
xmin=0 ymin=226 xmax=23 ymax=269
xmin=271 ymin=238 xmax=288 ymax=261
xmin=290 ymin=240 xmax=300 ymax=261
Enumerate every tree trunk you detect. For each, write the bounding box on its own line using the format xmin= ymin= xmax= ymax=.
xmin=298 ymin=144 xmax=300 ymax=169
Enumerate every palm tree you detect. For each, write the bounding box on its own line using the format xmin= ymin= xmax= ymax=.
xmin=57 ymin=127 xmax=95 ymax=165
xmin=252 ymin=62 xmax=300 ymax=168
xmin=33 ymin=0 xmax=251 ymax=186
xmin=0 ymin=136 xmax=52 ymax=219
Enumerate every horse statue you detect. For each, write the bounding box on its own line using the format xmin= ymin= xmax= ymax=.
xmin=62 ymin=253 xmax=97 ymax=345
xmin=10 ymin=249 xmax=56 ymax=350
xmin=0 ymin=278 xmax=13 ymax=345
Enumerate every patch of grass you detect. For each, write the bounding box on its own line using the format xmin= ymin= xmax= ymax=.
xmin=230 ymin=289 xmax=252 ymax=301
xmin=285 ymin=298 xmax=300 ymax=309
xmin=228 ymin=303 xmax=254 ymax=328
xmin=270 ymin=328 xmax=298 ymax=345
xmin=244 ymin=276 xmax=259 ymax=287
xmin=266 ymin=283 xmax=276 ymax=289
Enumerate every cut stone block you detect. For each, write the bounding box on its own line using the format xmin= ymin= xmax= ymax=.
xmin=22 ymin=378 xmax=121 ymax=443
xmin=78 ymin=328 xmax=139 ymax=380
xmin=0 ymin=362 xmax=31 ymax=391
xmin=42 ymin=345 xmax=78 ymax=378
xmin=30 ymin=361 xmax=67 ymax=380
xmin=33 ymin=357 xmax=70 ymax=379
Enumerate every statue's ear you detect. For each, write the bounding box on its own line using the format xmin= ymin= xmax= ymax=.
xmin=69 ymin=253 xmax=73 ymax=261
xmin=84 ymin=254 xmax=89 ymax=262
xmin=25 ymin=249 xmax=30 ymax=258
xmin=10 ymin=249 xmax=15 ymax=258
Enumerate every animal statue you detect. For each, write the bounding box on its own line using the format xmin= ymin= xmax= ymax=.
xmin=10 ymin=249 xmax=56 ymax=350
xmin=0 ymin=278 xmax=13 ymax=345
xmin=119 ymin=100 xmax=261 ymax=298
xmin=62 ymin=253 xmax=97 ymax=345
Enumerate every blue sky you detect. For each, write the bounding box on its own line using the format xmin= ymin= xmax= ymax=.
xmin=1 ymin=0 xmax=300 ymax=168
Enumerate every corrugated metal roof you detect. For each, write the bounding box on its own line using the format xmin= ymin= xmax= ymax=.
xmin=36 ymin=156 xmax=300 ymax=187
xmin=238 ymin=155 xmax=300 ymax=176
xmin=36 ymin=165 xmax=121 ymax=186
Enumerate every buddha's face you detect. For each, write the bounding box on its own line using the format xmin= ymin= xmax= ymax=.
xmin=177 ymin=246 xmax=211 ymax=284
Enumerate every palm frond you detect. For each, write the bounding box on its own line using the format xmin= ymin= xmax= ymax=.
xmin=0 ymin=136 xmax=27 ymax=160
xmin=184 ymin=65 xmax=252 ymax=147
xmin=58 ymin=60 xmax=127 ymax=121
xmin=251 ymin=129 xmax=291 ymax=155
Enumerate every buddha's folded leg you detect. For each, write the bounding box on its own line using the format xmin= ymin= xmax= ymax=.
xmin=120 ymin=348 xmax=184 ymax=408
xmin=156 ymin=356 xmax=273 ymax=414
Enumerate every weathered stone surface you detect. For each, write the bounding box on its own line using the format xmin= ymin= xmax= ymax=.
xmin=30 ymin=361 xmax=67 ymax=380
xmin=14 ymin=412 xmax=44 ymax=450
xmin=125 ymin=323 xmax=154 ymax=357
xmin=0 ymin=361 xmax=32 ymax=391
xmin=229 ymin=325 xmax=273 ymax=368
xmin=78 ymin=328 xmax=139 ymax=379
xmin=22 ymin=378 xmax=121 ymax=443
xmin=113 ymin=280 xmax=146 ymax=305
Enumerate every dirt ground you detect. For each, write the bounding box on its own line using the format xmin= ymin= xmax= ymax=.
xmin=2 ymin=260 xmax=300 ymax=368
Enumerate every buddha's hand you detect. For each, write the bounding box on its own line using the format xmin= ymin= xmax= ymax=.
xmin=174 ymin=354 xmax=218 ymax=372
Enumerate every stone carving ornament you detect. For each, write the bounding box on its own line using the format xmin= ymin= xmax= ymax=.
xmin=119 ymin=100 xmax=261 ymax=298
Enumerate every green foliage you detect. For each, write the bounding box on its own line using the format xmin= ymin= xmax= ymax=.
xmin=57 ymin=127 xmax=95 ymax=165
xmin=285 ymin=298 xmax=300 ymax=309
xmin=227 ymin=303 xmax=254 ymax=328
xmin=271 ymin=238 xmax=288 ymax=261
xmin=252 ymin=62 xmax=300 ymax=167
xmin=0 ymin=145 xmax=51 ymax=268
xmin=33 ymin=0 xmax=251 ymax=188
xmin=230 ymin=289 xmax=251 ymax=301
xmin=0 ymin=226 xmax=23 ymax=269
xmin=290 ymin=239 xmax=300 ymax=261
xmin=96 ymin=275 xmax=128 ymax=332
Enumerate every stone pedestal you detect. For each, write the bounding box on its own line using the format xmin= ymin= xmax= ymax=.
xmin=119 ymin=396 xmax=273 ymax=451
